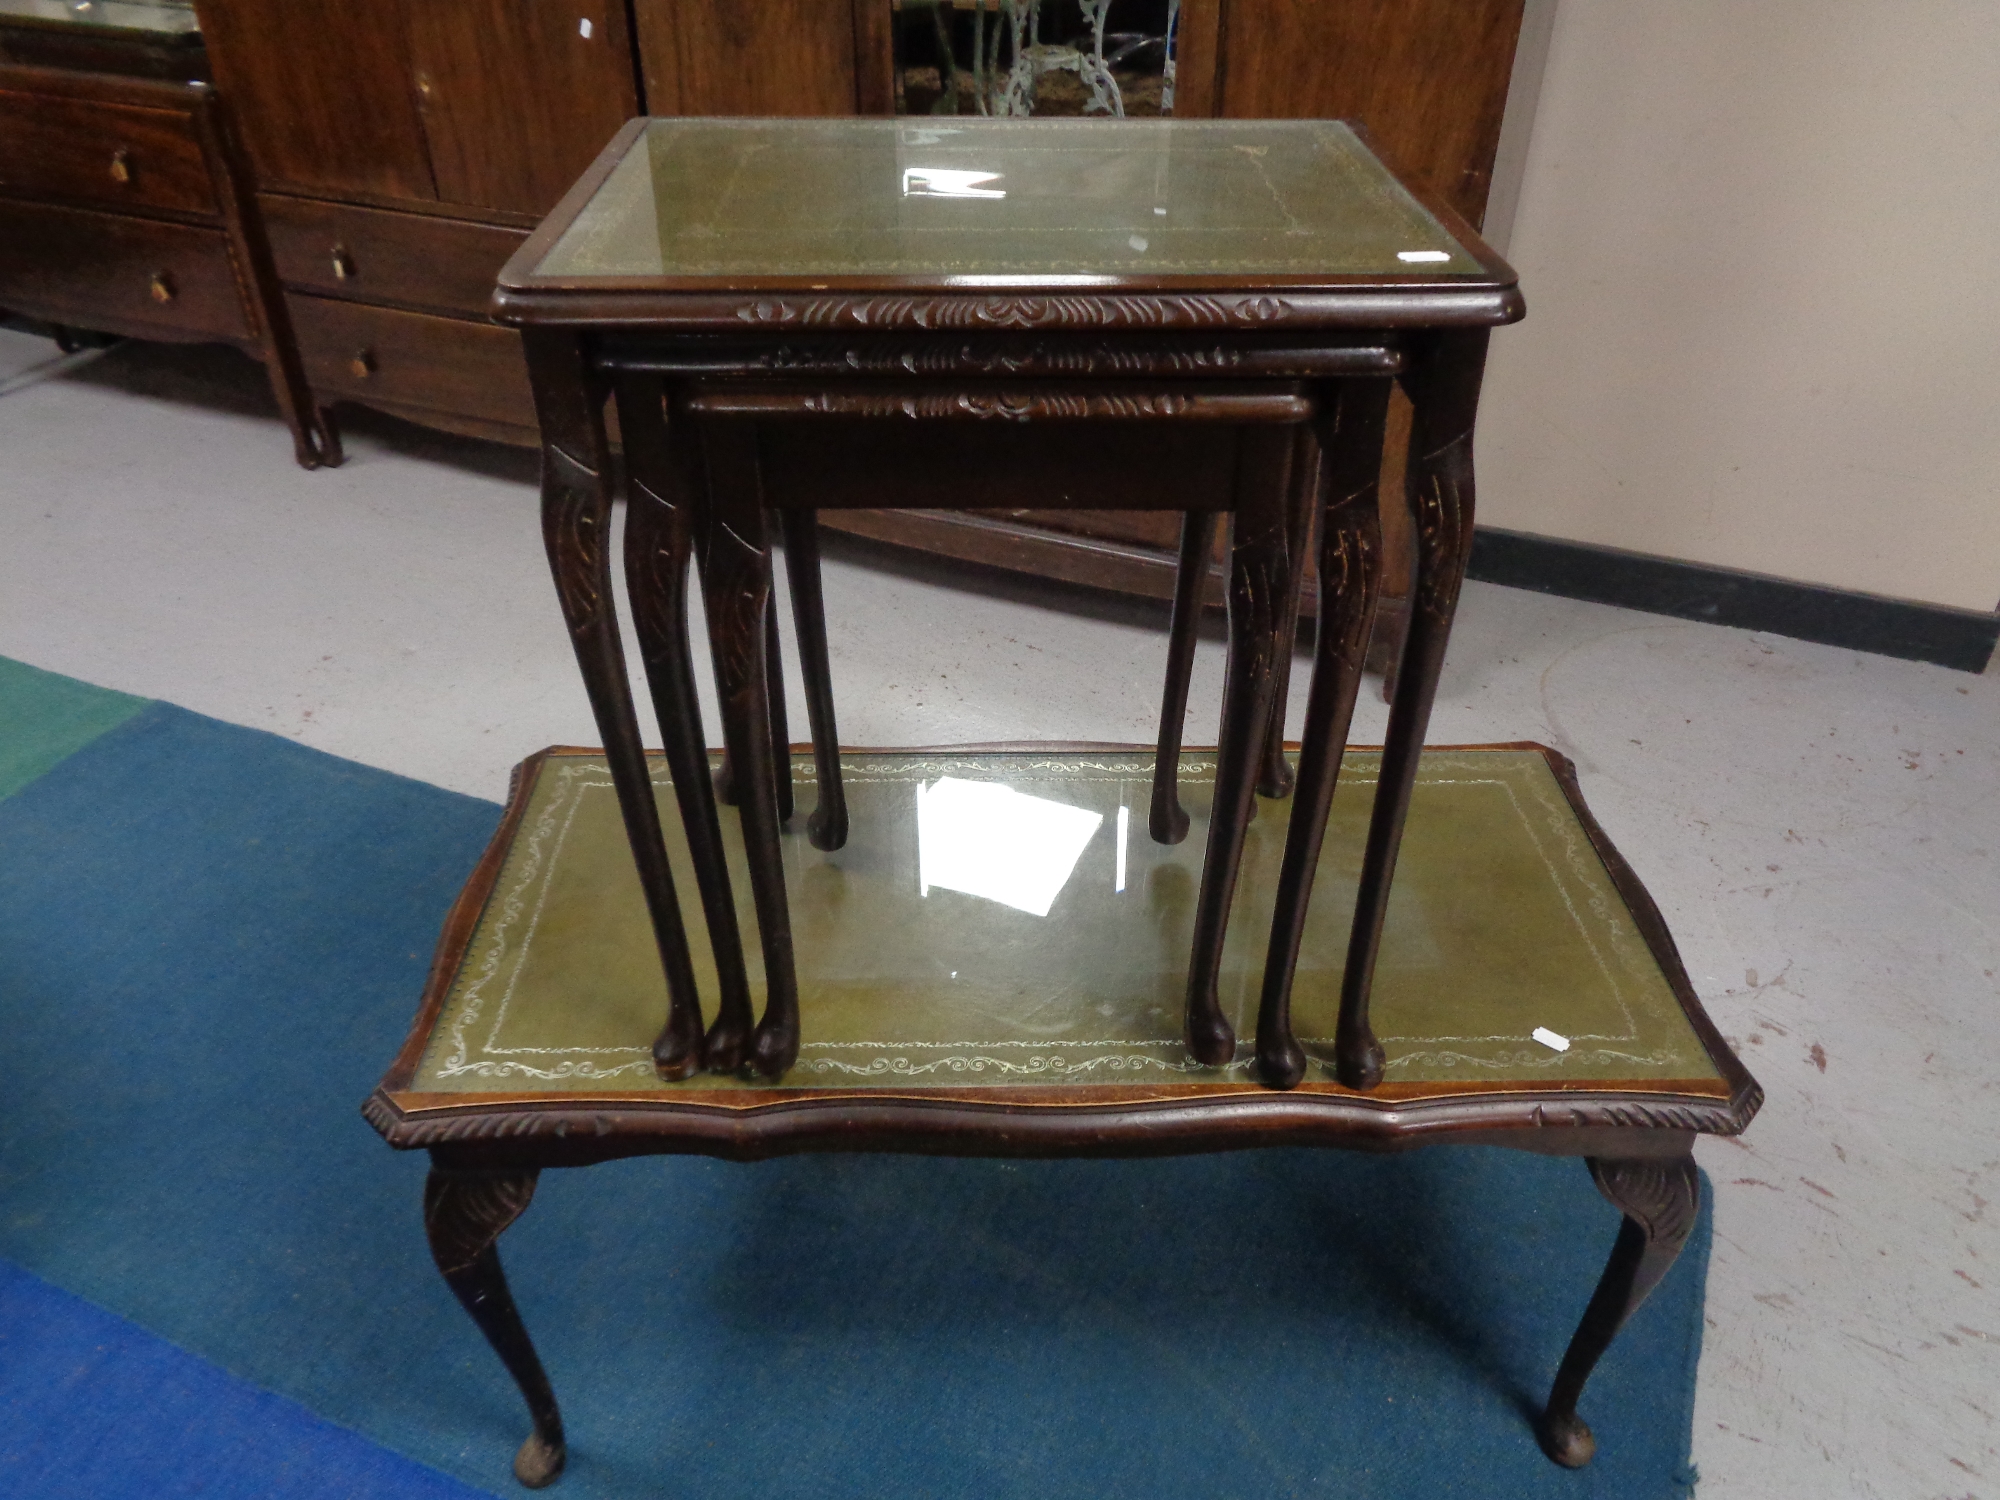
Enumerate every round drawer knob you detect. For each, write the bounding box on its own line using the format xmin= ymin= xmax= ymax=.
xmin=330 ymin=244 xmax=354 ymax=281
xmin=109 ymin=148 xmax=132 ymax=185
xmin=349 ymin=348 xmax=376 ymax=380
xmin=149 ymin=272 xmax=176 ymax=304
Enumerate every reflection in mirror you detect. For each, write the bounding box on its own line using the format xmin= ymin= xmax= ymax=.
xmin=893 ymin=0 xmax=1181 ymax=118
xmin=916 ymin=776 xmax=1103 ymax=917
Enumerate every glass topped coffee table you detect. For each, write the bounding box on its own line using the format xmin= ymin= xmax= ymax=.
xmin=364 ymin=117 xmax=1756 ymax=1487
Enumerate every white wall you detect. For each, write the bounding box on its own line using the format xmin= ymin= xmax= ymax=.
xmin=1477 ymin=1 xmax=2000 ymax=613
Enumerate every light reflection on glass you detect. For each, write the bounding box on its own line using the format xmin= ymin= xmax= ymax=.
xmin=1115 ymin=805 xmax=1129 ymax=893
xmin=917 ymin=776 xmax=1103 ymax=917
xmin=902 ymin=167 xmax=1008 ymax=199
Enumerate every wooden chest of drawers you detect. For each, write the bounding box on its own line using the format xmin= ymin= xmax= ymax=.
xmin=257 ymin=192 xmax=536 ymax=444
xmin=0 ymin=60 xmax=330 ymax=466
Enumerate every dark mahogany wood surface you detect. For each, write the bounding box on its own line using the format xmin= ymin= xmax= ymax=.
xmin=0 ymin=59 xmax=331 ymax=466
xmin=405 ymin=0 xmax=638 ymax=218
xmin=1216 ymin=0 xmax=1526 ymax=226
xmin=260 ymin=194 xmax=527 ymax=319
xmin=633 ymin=0 xmax=860 ymax=117
xmin=0 ymin=197 xmax=246 ymax=339
xmin=0 ymin=79 xmax=214 ymax=216
xmin=195 ymin=0 xmax=438 ymax=203
xmin=285 ymin=291 xmax=535 ymax=432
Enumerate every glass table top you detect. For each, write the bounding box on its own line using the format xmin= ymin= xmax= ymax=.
xmin=528 ymin=117 xmax=1486 ymax=285
xmin=406 ymin=748 xmax=1723 ymax=1100
xmin=0 ymin=0 xmax=198 ymax=36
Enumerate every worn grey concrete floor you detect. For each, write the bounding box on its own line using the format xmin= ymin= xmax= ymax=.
xmin=2 ymin=328 xmax=1995 ymax=1498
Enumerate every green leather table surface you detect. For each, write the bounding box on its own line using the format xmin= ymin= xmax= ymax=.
xmin=407 ymin=748 xmax=1724 ymax=1103
xmin=530 ymin=118 xmax=1484 ymax=283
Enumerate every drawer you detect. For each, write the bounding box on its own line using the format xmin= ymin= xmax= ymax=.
xmin=262 ymin=196 xmax=527 ymax=317
xmin=286 ymin=294 xmax=535 ymax=431
xmin=0 ymin=198 xmax=248 ymax=341
xmin=0 ymin=87 xmax=215 ymax=217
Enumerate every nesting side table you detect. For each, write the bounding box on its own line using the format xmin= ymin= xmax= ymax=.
xmin=362 ymin=117 xmax=1761 ymax=1487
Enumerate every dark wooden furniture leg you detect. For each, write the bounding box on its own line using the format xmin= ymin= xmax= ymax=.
xmin=764 ymin=583 xmax=795 ymax=824
xmin=1256 ymin=379 xmax=1391 ymax=1088
xmin=619 ymin=376 xmax=757 ymax=1072
xmin=713 ymin=575 xmax=794 ymax=825
xmin=699 ymin=421 xmax=801 ymax=1078
xmin=1149 ymin=509 xmax=1218 ymax=845
xmin=1183 ymin=431 xmax=1295 ymax=1065
xmin=1541 ymin=1155 xmax=1702 ymax=1468
xmin=1334 ymin=330 xmax=1490 ymax=1089
xmin=778 ymin=508 xmax=848 ymax=851
xmin=1256 ymin=431 xmax=1317 ymax=801
xmin=523 ymin=329 xmax=707 ymax=1078
xmin=425 ymin=1164 xmax=565 ymax=1489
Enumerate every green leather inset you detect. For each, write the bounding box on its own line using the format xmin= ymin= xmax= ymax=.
xmin=533 ymin=119 xmax=1483 ymax=282
xmin=413 ymin=749 xmax=1720 ymax=1094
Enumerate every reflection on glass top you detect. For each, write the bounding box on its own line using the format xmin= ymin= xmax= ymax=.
xmin=0 ymin=0 xmax=199 ymax=35
xmin=530 ymin=118 xmax=1483 ymax=283
xmin=894 ymin=0 xmax=1181 ymax=119
xmin=410 ymin=749 xmax=1721 ymax=1097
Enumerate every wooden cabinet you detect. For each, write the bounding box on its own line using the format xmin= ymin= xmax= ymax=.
xmin=198 ymin=0 xmax=635 ymax=451
xmin=0 ymin=54 xmax=329 ymax=466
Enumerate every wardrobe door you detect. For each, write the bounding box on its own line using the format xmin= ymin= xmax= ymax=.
xmin=406 ymin=0 xmax=640 ymax=217
xmin=633 ymin=0 xmax=859 ymax=116
xmin=1216 ymin=0 xmax=1525 ymax=223
xmin=196 ymin=0 xmax=437 ymax=203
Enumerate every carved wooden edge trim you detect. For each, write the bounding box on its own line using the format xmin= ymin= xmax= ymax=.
xmin=596 ymin=337 xmax=1403 ymax=380
xmin=369 ymin=1086 xmax=1740 ymax=1161
xmin=1587 ymin=1155 xmax=1700 ymax=1247
xmin=375 ymin=753 xmax=553 ymax=1094
xmin=1534 ymin=745 xmax=1765 ymax=1132
xmin=423 ymin=1165 xmax=539 ymax=1276
xmin=494 ymin=286 xmax=1526 ymax=334
xmin=684 ymin=387 xmax=1314 ymax=423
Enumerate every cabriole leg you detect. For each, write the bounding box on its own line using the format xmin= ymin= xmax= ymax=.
xmin=779 ymin=508 xmax=848 ymax=851
xmin=1540 ymin=1155 xmax=1701 ymax=1468
xmin=524 ymin=329 xmax=706 ymax=1079
xmin=1255 ymin=380 xmax=1389 ymax=1087
xmin=1149 ymin=509 xmax=1218 ymax=845
xmin=1183 ymin=430 xmax=1295 ymax=1066
xmin=700 ymin=422 xmax=801 ymax=1078
xmin=1335 ymin=330 xmax=1490 ymax=1089
xmin=1256 ymin=430 xmax=1317 ymax=801
xmin=764 ymin=582 xmax=795 ymax=824
xmin=425 ymin=1164 xmax=565 ymax=1489
xmin=618 ymin=378 xmax=757 ymax=1072
xmin=715 ymin=557 xmax=795 ymax=824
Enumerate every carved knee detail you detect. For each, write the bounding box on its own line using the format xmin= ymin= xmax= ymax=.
xmin=425 ymin=1169 xmax=539 ymax=1277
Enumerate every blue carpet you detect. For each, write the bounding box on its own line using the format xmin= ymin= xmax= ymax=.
xmin=0 ymin=694 xmax=1707 ymax=1499
xmin=0 ymin=1257 xmax=487 ymax=1500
